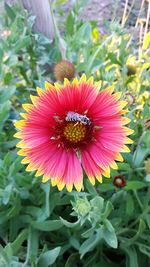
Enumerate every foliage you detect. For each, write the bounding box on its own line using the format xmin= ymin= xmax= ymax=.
xmin=0 ymin=2 xmax=150 ymax=267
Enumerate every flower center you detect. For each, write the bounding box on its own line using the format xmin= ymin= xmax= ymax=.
xmin=63 ymin=122 xmax=86 ymax=143
xmin=53 ymin=112 xmax=95 ymax=149
xmin=115 ymin=178 xmax=123 ymax=185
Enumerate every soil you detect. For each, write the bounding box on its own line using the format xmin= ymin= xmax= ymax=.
xmin=1 ymin=0 xmax=149 ymax=39
xmin=59 ymin=0 xmax=149 ymax=35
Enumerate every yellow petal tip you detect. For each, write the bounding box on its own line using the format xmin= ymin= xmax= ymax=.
xmin=88 ymin=176 xmax=95 ymax=185
xmin=66 ymin=184 xmax=73 ymax=192
xmin=42 ymin=175 xmax=49 ymax=183
xmin=36 ymin=87 xmax=44 ymax=96
xmin=121 ymin=145 xmax=131 ymax=153
xmin=57 ymin=181 xmax=65 ymax=191
xmin=96 ymin=175 xmax=103 ymax=183
xmin=30 ymin=95 xmax=39 ymax=106
xmin=116 ymin=153 xmax=124 ymax=162
xmin=72 ymin=77 xmax=79 ymax=86
xmin=64 ymin=78 xmax=70 ymax=86
xmin=45 ymin=81 xmax=55 ymax=91
xmin=87 ymin=76 xmax=94 ymax=84
xmin=103 ymin=168 xmax=110 ymax=178
xmin=80 ymin=74 xmax=86 ymax=83
xmin=110 ymin=161 xmax=118 ymax=170
xmin=26 ymin=164 xmax=35 ymax=172
xmin=74 ymin=182 xmax=82 ymax=192
xmin=22 ymin=104 xmax=33 ymax=112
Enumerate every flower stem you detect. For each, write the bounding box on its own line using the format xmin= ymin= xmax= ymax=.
xmin=49 ymin=0 xmax=66 ymax=59
xmin=133 ymin=190 xmax=143 ymax=210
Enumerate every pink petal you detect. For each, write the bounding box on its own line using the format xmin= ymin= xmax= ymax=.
xmin=58 ymin=82 xmax=98 ymax=114
xmin=81 ymin=149 xmax=103 ymax=178
xmin=61 ymin=150 xmax=83 ymax=192
xmin=88 ymin=91 xmax=120 ymax=119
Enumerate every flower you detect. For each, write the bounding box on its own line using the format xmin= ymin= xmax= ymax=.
xmin=92 ymin=27 xmax=100 ymax=43
xmin=125 ymin=92 xmax=135 ymax=105
xmin=126 ymin=64 xmax=137 ymax=76
xmin=113 ymin=175 xmax=126 ymax=188
xmin=14 ymin=74 xmax=133 ymax=192
xmin=126 ymin=56 xmax=137 ymax=76
xmin=54 ymin=60 xmax=75 ymax=82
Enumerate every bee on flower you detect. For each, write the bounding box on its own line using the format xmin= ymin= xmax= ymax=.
xmin=14 ymin=74 xmax=133 ymax=192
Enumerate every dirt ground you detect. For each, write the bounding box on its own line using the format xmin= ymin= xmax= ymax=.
xmin=1 ymin=0 xmax=149 ymax=37
xmin=60 ymin=0 xmax=149 ymax=34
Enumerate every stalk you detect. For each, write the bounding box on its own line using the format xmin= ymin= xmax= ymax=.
xmin=49 ymin=0 xmax=66 ymax=59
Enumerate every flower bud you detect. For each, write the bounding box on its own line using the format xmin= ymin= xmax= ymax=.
xmin=72 ymin=197 xmax=91 ymax=217
xmin=54 ymin=60 xmax=75 ymax=82
xmin=125 ymin=92 xmax=135 ymax=105
xmin=126 ymin=64 xmax=137 ymax=76
xmin=113 ymin=175 xmax=126 ymax=188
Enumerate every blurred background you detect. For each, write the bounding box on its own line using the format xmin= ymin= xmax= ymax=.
xmin=0 ymin=1 xmax=150 ymax=267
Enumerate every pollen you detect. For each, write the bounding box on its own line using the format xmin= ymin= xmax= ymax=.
xmin=63 ymin=122 xmax=86 ymax=143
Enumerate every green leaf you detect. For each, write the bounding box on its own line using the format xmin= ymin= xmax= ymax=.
xmin=41 ymin=183 xmax=50 ymax=219
xmin=79 ymin=229 xmax=102 ymax=258
xmin=4 ymin=229 xmax=28 ymax=256
xmin=145 ymin=214 xmax=150 ymax=229
xmin=82 ymin=227 xmax=94 ymax=238
xmin=66 ymin=11 xmax=74 ymax=36
xmin=104 ymin=219 xmax=115 ymax=232
xmin=117 ymin=162 xmax=131 ymax=171
xmin=0 ymin=86 xmax=16 ymax=103
xmin=0 ymin=101 xmax=11 ymax=129
xmin=4 ymin=73 xmax=12 ymax=84
xmin=38 ymin=247 xmax=61 ymax=267
xmin=3 ymin=152 xmax=13 ymax=168
xmin=13 ymin=36 xmax=31 ymax=53
xmin=0 ymin=245 xmax=10 ymax=267
xmin=5 ymin=3 xmax=16 ymax=21
xmin=0 ymin=210 xmax=9 ymax=224
xmin=60 ymin=217 xmax=80 ymax=228
xmin=108 ymin=52 xmax=121 ymax=65
xmin=86 ymin=34 xmax=112 ymax=75
xmin=2 ymin=184 xmax=13 ymax=205
xmin=124 ymin=219 xmax=146 ymax=246
xmin=90 ymin=196 xmax=104 ymax=212
xmin=133 ymin=147 xmax=149 ymax=167
xmin=69 ymin=237 xmax=80 ymax=250
xmin=126 ymin=194 xmax=134 ymax=215
xmin=102 ymin=227 xmax=118 ymax=249
xmin=98 ymin=184 xmax=114 ymax=192
xmin=85 ymin=180 xmax=98 ymax=195
xmin=102 ymin=201 xmax=113 ymax=218
xmin=122 ymin=247 xmax=138 ymax=267
xmin=75 ymin=23 xmax=92 ymax=45
xmin=145 ymin=174 xmax=150 ymax=182
xmin=65 ymin=253 xmax=79 ymax=267
xmin=54 ymin=0 xmax=67 ymax=5
xmin=139 ymin=244 xmax=150 ymax=257
xmin=93 ymin=261 xmax=118 ymax=267
xmin=137 ymin=219 xmax=146 ymax=235
xmin=26 ymin=228 xmax=39 ymax=260
xmin=125 ymin=181 xmax=146 ymax=190
xmin=31 ymin=220 xmax=63 ymax=231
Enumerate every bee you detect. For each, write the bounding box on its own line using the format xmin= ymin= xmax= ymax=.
xmin=65 ymin=111 xmax=91 ymax=125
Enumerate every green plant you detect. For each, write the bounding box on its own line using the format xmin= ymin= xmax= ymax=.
xmin=0 ymin=2 xmax=150 ymax=267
